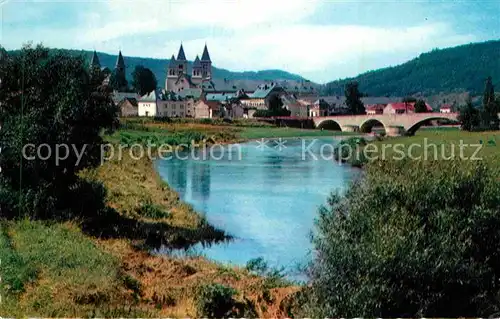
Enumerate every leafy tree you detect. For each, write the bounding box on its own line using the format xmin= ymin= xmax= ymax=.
xmin=482 ymin=76 xmax=499 ymax=130
xmin=414 ymin=99 xmax=428 ymax=113
xmin=302 ymin=160 xmax=500 ymax=317
xmin=344 ymin=82 xmax=365 ymax=115
xmin=458 ymin=97 xmax=480 ymax=131
xmin=131 ymin=65 xmax=157 ymax=96
xmin=261 ymin=92 xmax=291 ymax=117
xmin=402 ymin=96 xmax=417 ymax=103
xmin=109 ymin=68 xmax=128 ymax=92
xmin=0 ymin=44 xmax=119 ymax=219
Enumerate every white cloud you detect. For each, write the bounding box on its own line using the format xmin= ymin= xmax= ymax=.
xmin=2 ymin=0 xmax=478 ymax=83
xmin=81 ymin=0 xmax=319 ymax=43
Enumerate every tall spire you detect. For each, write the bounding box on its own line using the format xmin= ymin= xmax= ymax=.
xmin=89 ymin=50 xmax=101 ymax=69
xmin=201 ymin=43 xmax=211 ymax=62
xmin=116 ymin=50 xmax=125 ymax=69
xmin=177 ymin=43 xmax=186 ymax=61
xmin=169 ymin=54 xmax=177 ymax=68
xmin=193 ymin=55 xmax=201 ymax=68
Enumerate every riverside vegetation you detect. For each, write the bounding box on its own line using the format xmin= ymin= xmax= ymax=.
xmin=2 ymin=44 xmax=500 ymax=317
xmin=0 ymin=45 xmax=302 ymax=317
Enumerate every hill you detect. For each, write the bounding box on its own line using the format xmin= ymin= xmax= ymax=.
xmin=322 ymin=40 xmax=500 ymax=97
xmin=11 ymin=48 xmax=309 ymax=90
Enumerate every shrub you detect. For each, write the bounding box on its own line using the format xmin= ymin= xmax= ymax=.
xmin=303 ymin=160 xmax=500 ymax=317
xmin=136 ymin=201 xmax=170 ymax=219
xmin=194 ymin=283 xmax=238 ymax=318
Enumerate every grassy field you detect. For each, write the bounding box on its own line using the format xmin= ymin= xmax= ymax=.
xmin=371 ymin=128 xmax=500 ymax=165
xmin=337 ymin=128 xmax=500 ymax=168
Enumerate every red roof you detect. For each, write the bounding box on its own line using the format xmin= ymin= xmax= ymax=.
xmin=388 ymin=102 xmax=433 ymax=112
xmin=440 ymin=104 xmax=452 ymax=110
xmin=366 ymin=104 xmax=385 ymax=111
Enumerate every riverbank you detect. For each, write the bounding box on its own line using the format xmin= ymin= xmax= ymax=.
xmin=336 ymin=128 xmax=500 ymax=168
xmin=2 ymin=120 xmax=339 ymax=317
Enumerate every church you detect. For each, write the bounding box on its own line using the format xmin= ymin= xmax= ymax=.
xmin=165 ymin=43 xmax=212 ymax=92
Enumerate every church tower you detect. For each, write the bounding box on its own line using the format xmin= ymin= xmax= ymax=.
xmin=191 ymin=55 xmax=202 ymax=85
xmin=89 ymin=50 xmax=101 ymax=69
xmin=166 ymin=54 xmax=177 ymax=91
xmin=176 ymin=43 xmax=188 ymax=76
xmin=115 ymin=50 xmax=126 ymax=77
xmin=200 ymin=44 xmax=212 ymax=80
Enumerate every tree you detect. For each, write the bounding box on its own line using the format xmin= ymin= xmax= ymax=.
xmin=482 ymin=76 xmax=499 ymax=130
xmin=414 ymin=99 xmax=428 ymax=113
xmin=345 ymin=82 xmax=365 ymax=115
xmin=131 ymin=65 xmax=158 ymax=96
xmin=109 ymin=69 xmax=128 ymax=92
xmin=0 ymin=44 xmax=119 ymax=219
xmin=458 ymin=97 xmax=480 ymax=131
xmin=265 ymin=92 xmax=291 ymax=117
xmin=302 ymin=160 xmax=500 ymax=317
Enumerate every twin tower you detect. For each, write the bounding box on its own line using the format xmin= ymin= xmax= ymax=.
xmin=166 ymin=43 xmax=212 ymax=90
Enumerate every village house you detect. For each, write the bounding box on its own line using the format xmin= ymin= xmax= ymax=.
xmin=440 ymin=104 xmax=453 ymax=113
xmin=118 ymin=97 xmax=139 ymax=117
xmin=383 ymin=102 xmax=433 ymax=114
xmin=138 ymin=90 xmax=159 ymax=117
xmin=239 ymin=83 xmax=285 ymax=109
xmin=281 ymin=94 xmax=308 ymax=117
xmin=194 ymin=100 xmax=220 ymax=118
xmin=366 ymin=104 xmax=385 ymax=115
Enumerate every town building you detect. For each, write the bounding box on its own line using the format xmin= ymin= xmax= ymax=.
xmin=384 ymin=102 xmax=433 ymax=114
xmin=166 ymin=44 xmax=212 ymax=92
xmin=194 ymin=100 xmax=220 ymax=118
xmin=118 ymin=97 xmax=139 ymax=117
xmin=366 ymin=104 xmax=385 ymax=115
xmin=440 ymin=104 xmax=453 ymax=113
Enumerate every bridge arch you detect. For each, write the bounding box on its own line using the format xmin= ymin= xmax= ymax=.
xmin=406 ymin=116 xmax=460 ymax=135
xmin=316 ymin=119 xmax=342 ymax=131
xmin=360 ymin=118 xmax=386 ymax=134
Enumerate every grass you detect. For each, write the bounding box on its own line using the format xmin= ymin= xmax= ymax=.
xmin=236 ymin=126 xmax=356 ymax=139
xmin=0 ymin=220 xmax=145 ymax=317
xmin=370 ymin=128 xmax=500 ymax=165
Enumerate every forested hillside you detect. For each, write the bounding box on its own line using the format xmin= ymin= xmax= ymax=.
xmin=8 ymin=48 xmax=307 ymax=87
xmin=322 ymin=40 xmax=500 ymax=97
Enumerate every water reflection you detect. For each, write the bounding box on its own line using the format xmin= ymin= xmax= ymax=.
xmin=155 ymin=137 xmax=359 ymax=281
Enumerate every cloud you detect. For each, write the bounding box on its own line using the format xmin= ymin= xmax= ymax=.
xmin=2 ymin=0 xmax=479 ymax=83
xmin=80 ymin=0 xmax=319 ymax=43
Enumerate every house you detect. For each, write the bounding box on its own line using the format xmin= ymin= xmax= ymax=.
xmin=440 ymin=104 xmax=453 ymax=113
xmin=194 ymin=100 xmax=220 ymax=118
xmin=366 ymin=104 xmax=385 ymax=115
xmin=281 ymin=94 xmax=307 ymax=117
xmin=240 ymin=83 xmax=285 ymax=109
xmin=138 ymin=90 xmax=159 ymax=117
xmin=118 ymin=97 xmax=138 ymax=117
xmin=383 ymin=102 xmax=433 ymax=114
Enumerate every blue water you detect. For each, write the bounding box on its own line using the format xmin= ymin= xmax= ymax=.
xmin=155 ymin=137 xmax=359 ymax=280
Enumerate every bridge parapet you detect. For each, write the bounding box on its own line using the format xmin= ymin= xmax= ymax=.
xmin=313 ymin=112 xmax=459 ymax=135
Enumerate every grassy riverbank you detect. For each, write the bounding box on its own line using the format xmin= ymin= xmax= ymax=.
xmin=1 ymin=120 xmax=309 ymax=317
xmin=337 ymin=128 xmax=500 ymax=168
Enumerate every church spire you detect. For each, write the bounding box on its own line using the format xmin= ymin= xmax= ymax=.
xmin=201 ymin=43 xmax=211 ymax=62
xmin=89 ymin=50 xmax=101 ymax=69
xmin=116 ymin=50 xmax=125 ymax=69
xmin=177 ymin=43 xmax=186 ymax=61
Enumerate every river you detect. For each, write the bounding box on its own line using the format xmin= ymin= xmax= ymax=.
xmin=155 ymin=137 xmax=360 ymax=281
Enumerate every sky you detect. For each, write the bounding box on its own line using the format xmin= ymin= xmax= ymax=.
xmin=1 ymin=0 xmax=499 ymax=83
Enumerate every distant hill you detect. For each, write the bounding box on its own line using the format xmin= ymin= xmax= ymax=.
xmin=8 ymin=48 xmax=309 ymax=90
xmin=322 ymin=40 xmax=500 ymax=97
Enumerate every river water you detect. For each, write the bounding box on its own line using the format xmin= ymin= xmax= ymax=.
xmin=155 ymin=137 xmax=360 ymax=280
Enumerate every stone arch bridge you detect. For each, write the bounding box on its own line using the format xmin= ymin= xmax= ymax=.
xmin=312 ymin=113 xmax=460 ymax=136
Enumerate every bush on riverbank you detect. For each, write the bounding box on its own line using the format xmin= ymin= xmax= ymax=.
xmin=302 ymin=159 xmax=500 ymax=317
xmin=333 ymin=137 xmax=369 ymax=167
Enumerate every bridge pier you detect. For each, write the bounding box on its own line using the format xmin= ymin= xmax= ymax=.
xmin=341 ymin=125 xmax=359 ymax=133
xmin=386 ymin=125 xmax=406 ymax=137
